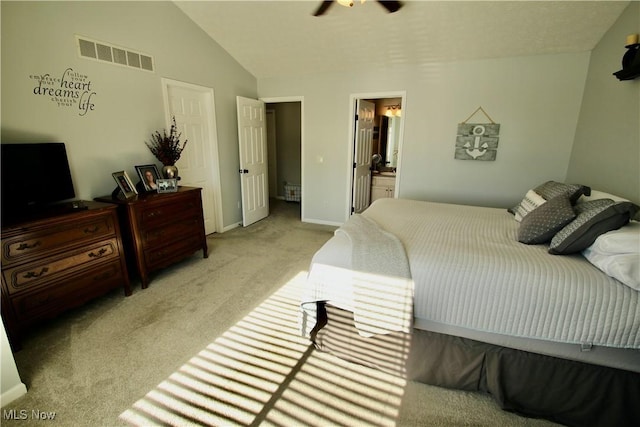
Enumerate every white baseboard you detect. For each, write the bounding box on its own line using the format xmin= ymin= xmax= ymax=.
xmin=302 ymin=217 xmax=342 ymax=227
xmin=221 ymin=222 xmax=241 ymax=233
xmin=1 ymin=382 xmax=27 ymax=407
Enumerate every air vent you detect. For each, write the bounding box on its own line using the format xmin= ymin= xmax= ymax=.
xmin=75 ymin=35 xmax=154 ymax=73
xmin=113 ymin=48 xmax=127 ymax=66
xmin=96 ymin=43 xmax=113 ymax=62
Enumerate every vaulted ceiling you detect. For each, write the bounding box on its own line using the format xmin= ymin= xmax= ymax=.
xmin=175 ymin=1 xmax=630 ymax=79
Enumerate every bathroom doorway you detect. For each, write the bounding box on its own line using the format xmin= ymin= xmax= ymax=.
xmin=348 ymin=92 xmax=405 ymax=217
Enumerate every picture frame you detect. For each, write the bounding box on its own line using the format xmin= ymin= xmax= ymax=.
xmin=112 ymin=171 xmax=138 ymax=199
xmin=157 ymin=178 xmax=178 ymax=193
xmin=135 ymin=164 xmax=161 ymax=192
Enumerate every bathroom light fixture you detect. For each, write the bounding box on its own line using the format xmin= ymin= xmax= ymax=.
xmin=385 ymin=104 xmax=401 ymax=117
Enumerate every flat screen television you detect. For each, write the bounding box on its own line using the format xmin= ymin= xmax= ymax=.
xmin=1 ymin=142 xmax=77 ymax=225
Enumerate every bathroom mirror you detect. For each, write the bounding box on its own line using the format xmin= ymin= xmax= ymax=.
xmin=385 ymin=116 xmax=400 ymax=168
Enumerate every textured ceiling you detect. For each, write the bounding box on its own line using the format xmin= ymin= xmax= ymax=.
xmin=175 ymin=1 xmax=629 ymax=79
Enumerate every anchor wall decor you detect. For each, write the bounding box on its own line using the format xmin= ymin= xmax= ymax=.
xmin=454 ymin=106 xmax=500 ymax=161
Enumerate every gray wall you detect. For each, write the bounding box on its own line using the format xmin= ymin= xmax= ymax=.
xmin=259 ymin=53 xmax=589 ymax=224
xmin=1 ymin=1 xmax=257 ymax=228
xmin=2 ymin=1 xmax=636 ymax=227
xmin=566 ymin=1 xmax=640 ymax=203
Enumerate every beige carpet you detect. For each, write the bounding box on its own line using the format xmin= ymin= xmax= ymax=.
xmin=2 ymin=200 xmax=558 ymax=426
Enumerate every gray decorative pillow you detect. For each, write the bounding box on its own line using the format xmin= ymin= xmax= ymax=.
xmin=534 ymin=181 xmax=591 ymax=204
xmin=549 ymin=199 xmax=640 ymax=255
xmin=518 ymin=196 xmax=576 ymax=244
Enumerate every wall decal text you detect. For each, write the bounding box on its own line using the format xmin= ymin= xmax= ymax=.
xmin=30 ymin=68 xmax=97 ymax=116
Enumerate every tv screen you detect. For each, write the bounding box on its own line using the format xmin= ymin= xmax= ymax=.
xmin=1 ymin=143 xmax=76 ymax=224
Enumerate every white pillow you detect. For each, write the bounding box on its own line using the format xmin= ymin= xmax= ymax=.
xmin=582 ymin=221 xmax=640 ymax=290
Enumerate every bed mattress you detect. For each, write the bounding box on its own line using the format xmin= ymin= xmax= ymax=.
xmin=304 ymin=198 xmax=640 ymax=371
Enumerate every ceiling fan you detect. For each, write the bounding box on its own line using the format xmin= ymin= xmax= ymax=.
xmin=313 ymin=0 xmax=403 ymax=17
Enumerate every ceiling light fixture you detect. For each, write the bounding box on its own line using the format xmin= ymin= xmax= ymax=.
xmin=314 ymin=0 xmax=401 ymax=16
xmin=337 ymin=0 xmax=368 ymax=8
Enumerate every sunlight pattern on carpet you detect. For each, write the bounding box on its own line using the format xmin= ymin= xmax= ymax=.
xmin=120 ymin=271 xmax=407 ymax=426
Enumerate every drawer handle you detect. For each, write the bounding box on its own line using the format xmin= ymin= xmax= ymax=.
xmin=88 ymin=248 xmax=107 ymax=258
xmin=83 ymin=225 xmax=100 ymax=234
xmin=23 ymin=267 xmax=49 ymax=279
xmin=16 ymin=241 xmax=42 ymax=251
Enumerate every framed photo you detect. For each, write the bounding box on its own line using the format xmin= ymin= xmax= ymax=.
xmin=157 ymin=178 xmax=178 ymax=193
xmin=135 ymin=164 xmax=161 ymax=192
xmin=112 ymin=171 xmax=138 ymax=199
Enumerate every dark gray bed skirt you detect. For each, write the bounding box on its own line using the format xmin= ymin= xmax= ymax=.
xmin=311 ymin=303 xmax=640 ymax=427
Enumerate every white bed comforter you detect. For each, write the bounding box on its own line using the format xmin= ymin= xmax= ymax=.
xmin=304 ymin=198 xmax=640 ymax=349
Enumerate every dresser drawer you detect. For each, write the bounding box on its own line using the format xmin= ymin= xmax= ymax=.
xmin=142 ymin=217 xmax=203 ymax=249
xmin=3 ymin=238 xmax=122 ymax=295
xmin=10 ymin=260 xmax=127 ymax=322
xmin=138 ymin=195 xmax=202 ymax=229
xmin=2 ymin=215 xmax=116 ymax=265
xmin=143 ymin=234 xmax=203 ymax=271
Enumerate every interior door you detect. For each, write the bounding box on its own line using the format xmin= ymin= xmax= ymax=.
xmin=164 ymin=81 xmax=221 ymax=235
xmin=352 ymin=99 xmax=375 ymax=214
xmin=237 ymin=96 xmax=269 ymax=226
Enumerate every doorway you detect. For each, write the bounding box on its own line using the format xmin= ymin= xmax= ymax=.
xmin=348 ymin=92 xmax=405 ymax=218
xmin=263 ymin=97 xmax=303 ymax=220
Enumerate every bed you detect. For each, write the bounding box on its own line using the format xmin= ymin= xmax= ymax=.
xmin=301 ymin=188 xmax=640 ymax=427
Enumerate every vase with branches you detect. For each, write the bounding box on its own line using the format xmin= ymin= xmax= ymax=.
xmin=145 ymin=116 xmax=188 ymax=179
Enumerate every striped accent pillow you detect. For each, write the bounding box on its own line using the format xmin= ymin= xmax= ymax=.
xmin=510 ymin=189 xmax=547 ymax=222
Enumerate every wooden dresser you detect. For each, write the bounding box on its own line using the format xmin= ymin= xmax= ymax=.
xmin=95 ymin=186 xmax=208 ymax=288
xmin=1 ymin=202 xmax=131 ymax=349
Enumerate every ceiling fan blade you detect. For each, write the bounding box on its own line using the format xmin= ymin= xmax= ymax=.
xmin=313 ymin=1 xmax=334 ymax=16
xmin=378 ymin=0 xmax=403 ymax=13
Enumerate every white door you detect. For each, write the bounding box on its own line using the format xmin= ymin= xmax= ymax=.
xmin=352 ymin=99 xmax=375 ymax=214
xmin=237 ymin=96 xmax=269 ymax=226
xmin=163 ymin=80 xmax=222 ymax=235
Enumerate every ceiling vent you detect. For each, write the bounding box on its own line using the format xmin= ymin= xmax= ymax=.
xmin=76 ymin=35 xmax=154 ymax=73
